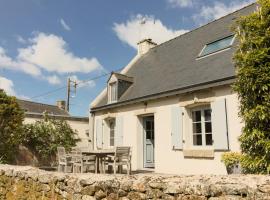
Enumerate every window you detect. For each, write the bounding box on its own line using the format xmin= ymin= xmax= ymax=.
xmin=199 ymin=35 xmax=235 ymax=57
xmin=192 ymin=107 xmax=213 ymax=146
xmin=109 ymin=82 xmax=117 ymax=103
xmin=109 ymin=119 xmax=115 ymax=146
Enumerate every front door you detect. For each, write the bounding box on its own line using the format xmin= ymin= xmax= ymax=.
xmin=143 ymin=116 xmax=155 ymax=168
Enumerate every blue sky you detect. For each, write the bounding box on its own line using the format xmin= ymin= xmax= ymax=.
xmin=0 ymin=0 xmax=254 ymax=116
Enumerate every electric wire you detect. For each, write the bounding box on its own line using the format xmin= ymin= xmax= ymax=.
xmin=29 ymin=67 xmax=124 ymax=100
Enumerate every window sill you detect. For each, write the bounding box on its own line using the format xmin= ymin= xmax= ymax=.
xmin=183 ymin=149 xmax=214 ymax=158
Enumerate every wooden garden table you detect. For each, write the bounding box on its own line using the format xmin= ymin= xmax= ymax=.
xmin=82 ymin=149 xmax=114 ymax=173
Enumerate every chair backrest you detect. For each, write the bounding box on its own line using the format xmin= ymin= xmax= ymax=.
xmin=115 ymin=146 xmax=131 ymax=160
xmin=57 ymin=147 xmax=66 ymax=157
xmin=71 ymin=147 xmax=83 ymax=163
xmin=57 ymin=147 xmax=67 ymax=164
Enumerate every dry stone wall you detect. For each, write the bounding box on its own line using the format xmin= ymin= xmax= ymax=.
xmin=0 ymin=165 xmax=270 ymax=200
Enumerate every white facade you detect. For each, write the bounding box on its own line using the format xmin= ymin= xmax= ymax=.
xmin=91 ymin=85 xmax=243 ymax=175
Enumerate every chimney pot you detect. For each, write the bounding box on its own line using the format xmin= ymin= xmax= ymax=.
xmin=56 ymin=100 xmax=66 ymax=110
xmin=137 ymin=38 xmax=157 ymax=55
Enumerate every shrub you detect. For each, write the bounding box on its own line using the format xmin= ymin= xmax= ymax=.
xmin=21 ymin=114 xmax=80 ymax=166
xmin=0 ymin=90 xmax=24 ymax=163
xmin=221 ymin=152 xmax=242 ymax=170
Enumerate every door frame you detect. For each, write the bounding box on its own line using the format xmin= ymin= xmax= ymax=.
xmin=142 ymin=115 xmax=155 ymax=168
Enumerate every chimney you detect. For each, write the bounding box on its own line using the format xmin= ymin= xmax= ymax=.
xmin=137 ymin=38 xmax=157 ymax=55
xmin=56 ymin=100 xmax=66 ymax=110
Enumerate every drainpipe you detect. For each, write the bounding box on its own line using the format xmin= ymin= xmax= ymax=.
xmin=91 ymin=112 xmax=95 ymax=150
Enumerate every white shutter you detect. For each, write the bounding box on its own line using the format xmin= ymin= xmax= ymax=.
xmin=171 ymin=106 xmax=184 ymax=150
xmin=115 ymin=116 xmax=123 ymax=146
xmin=211 ymin=98 xmax=229 ymax=150
xmin=96 ymin=119 xmax=103 ymax=149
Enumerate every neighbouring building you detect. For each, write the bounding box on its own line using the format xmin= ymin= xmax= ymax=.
xmin=17 ymin=99 xmax=92 ymax=148
xmin=90 ymin=4 xmax=256 ymax=175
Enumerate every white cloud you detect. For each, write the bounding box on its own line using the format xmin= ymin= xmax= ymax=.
xmin=46 ymin=75 xmax=61 ymax=85
xmin=193 ymin=0 xmax=254 ymax=25
xmin=16 ymin=35 xmax=27 ymax=44
xmin=0 ymin=32 xmax=102 ymax=85
xmin=18 ymin=32 xmax=102 ymax=74
xmin=0 ymin=76 xmax=16 ymax=96
xmin=167 ymin=0 xmax=193 ymax=8
xmin=70 ymin=75 xmax=95 ymax=88
xmin=113 ymin=14 xmax=188 ymax=49
xmin=60 ymin=18 xmax=71 ymax=31
xmin=0 ymin=47 xmax=42 ymax=76
xmin=0 ymin=76 xmax=30 ymax=99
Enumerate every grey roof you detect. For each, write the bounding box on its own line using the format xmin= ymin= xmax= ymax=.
xmin=92 ymin=3 xmax=256 ymax=111
xmin=17 ymin=99 xmax=70 ymax=116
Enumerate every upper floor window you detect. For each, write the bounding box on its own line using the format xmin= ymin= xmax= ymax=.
xmin=109 ymin=82 xmax=117 ymax=103
xmin=192 ymin=107 xmax=213 ymax=146
xmin=107 ymin=72 xmax=133 ymax=104
xmin=199 ymin=35 xmax=235 ymax=57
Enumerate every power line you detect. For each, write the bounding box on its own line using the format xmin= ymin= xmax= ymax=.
xmin=30 ymin=86 xmax=67 ymax=99
xmin=30 ymin=67 xmax=124 ymax=100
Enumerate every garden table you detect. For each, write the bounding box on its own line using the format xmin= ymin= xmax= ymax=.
xmin=82 ymin=149 xmax=114 ymax=173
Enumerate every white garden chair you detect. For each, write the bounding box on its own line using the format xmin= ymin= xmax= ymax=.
xmin=57 ymin=146 xmax=72 ymax=173
xmin=106 ymin=146 xmax=131 ymax=175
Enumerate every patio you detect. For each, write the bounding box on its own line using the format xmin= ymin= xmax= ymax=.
xmin=56 ymin=146 xmax=133 ymax=175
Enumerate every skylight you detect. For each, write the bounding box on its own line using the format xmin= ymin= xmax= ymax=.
xmin=199 ymin=35 xmax=235 ymax=57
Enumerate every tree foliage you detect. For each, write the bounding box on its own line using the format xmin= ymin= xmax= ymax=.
xmin=21 ymin=115 xmax=80 ymax=165
xmin=0 ymin=90 xmax=24 ymax=163
xmin=233 ymin=0 xmax=270 ymax=173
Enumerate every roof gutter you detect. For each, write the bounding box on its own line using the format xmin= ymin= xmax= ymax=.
xmin=90 ymin=76 xmax=236 ymax=113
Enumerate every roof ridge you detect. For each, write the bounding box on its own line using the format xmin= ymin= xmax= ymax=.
xmin=151 ymin=2 xmax=256 ymax=50
xmin=17 ymin=99 xmax=63 ymax=109
xmin=112 ymin=71 xmax=132 ymax=77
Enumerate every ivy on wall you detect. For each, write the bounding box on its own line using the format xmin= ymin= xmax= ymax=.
xmin=233 ymin=0 xmax=270 ymax=173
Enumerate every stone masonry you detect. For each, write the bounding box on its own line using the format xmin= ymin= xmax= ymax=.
xmin=0 ymin=164 xmax=270 ymax=200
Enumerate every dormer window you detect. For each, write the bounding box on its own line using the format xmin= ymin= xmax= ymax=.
xmin=109 ymin=82 xmax=117 ymax=103
xmin=107 ymin=72 xmax=133 ymax=104
xmin=199 ymin=35 xmax=235 ymax=57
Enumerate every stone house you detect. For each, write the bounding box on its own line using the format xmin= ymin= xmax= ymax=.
xmin=90 ymin=4 xmax=256 ymax=175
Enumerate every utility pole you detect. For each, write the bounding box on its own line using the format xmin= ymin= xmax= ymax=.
xmin=66 ymin=77 xmax=77 ymax=112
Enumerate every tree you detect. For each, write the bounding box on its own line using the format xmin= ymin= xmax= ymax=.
xmin=0 ymin=90 xmax=24 ymax=163
xmin=21 ymin=114 xmax=80 ymax=165
xmin=233 ymin=0 xmax=270 ymax=173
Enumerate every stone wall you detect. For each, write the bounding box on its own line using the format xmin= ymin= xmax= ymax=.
xmin=0 ymin=165 xmax=270 ymax=200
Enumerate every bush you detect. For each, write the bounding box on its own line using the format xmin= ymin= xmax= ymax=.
xmin=0 ymin=90 xmax=24 ymax=163
xmin=221 ymin=152 xmax=242 ymax=169
xmin=233 ymin=0 xmax=270 ymax=173
xmin=21 ymin=114 xmax=80 ymax=166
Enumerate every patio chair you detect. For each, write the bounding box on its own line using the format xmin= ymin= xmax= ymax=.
xmin=57 ymin=147 xmax=72 ymax=173
xmin=106 ymin=146 xmax=131 ymax=175
xmin=72 ymin=147 xmax=96 ymax=173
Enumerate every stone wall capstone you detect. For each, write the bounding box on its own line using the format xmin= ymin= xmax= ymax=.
xmin=0 ymin=164 xmax=270 ymax=200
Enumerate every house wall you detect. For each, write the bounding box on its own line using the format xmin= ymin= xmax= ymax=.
xmin=23 ymin=117 xmax=91 ymax=148
xmin=92 ymin=85 xmax=243 ymax=175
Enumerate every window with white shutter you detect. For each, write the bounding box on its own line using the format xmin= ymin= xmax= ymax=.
xmin=191 ymin=107 xmax=213 ymax=147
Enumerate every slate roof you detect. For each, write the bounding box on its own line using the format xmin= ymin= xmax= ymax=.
xmin=17 ymin=99 xmax=69 ymax=116
xmin=92 ymin=3 xmax=256 ymax=111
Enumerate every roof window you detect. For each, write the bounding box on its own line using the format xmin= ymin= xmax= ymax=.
xmin=199 ymin=35 xmax=235 ymax=57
